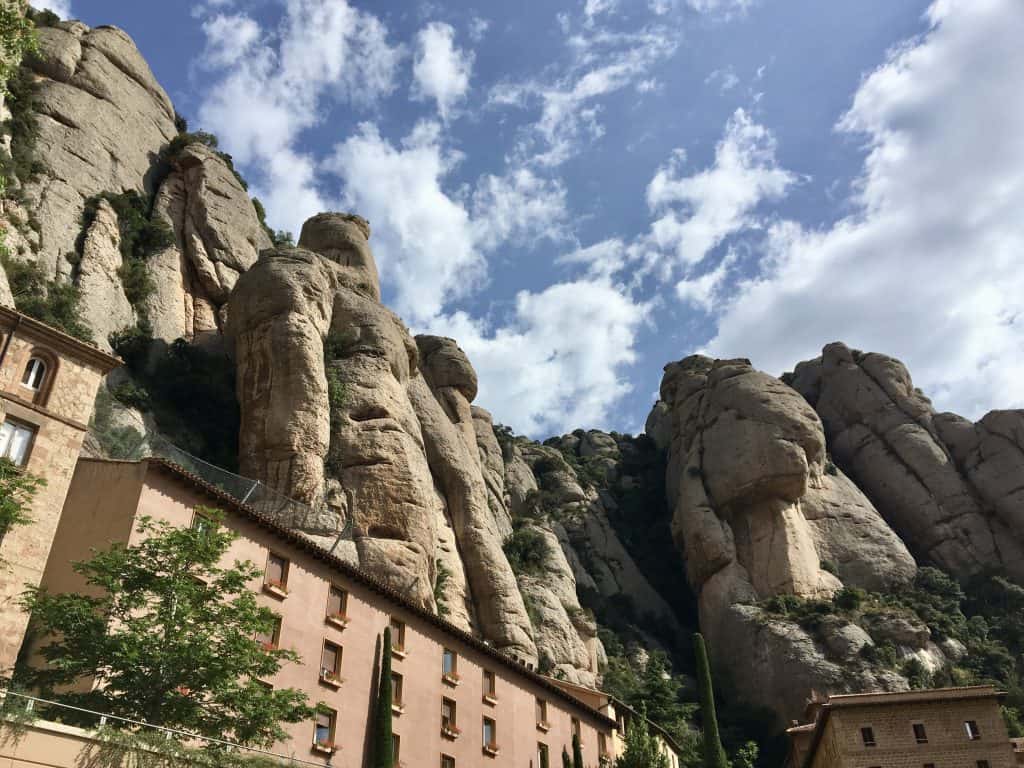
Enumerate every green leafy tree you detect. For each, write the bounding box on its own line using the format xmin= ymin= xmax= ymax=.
xmin=0 ymin=2 xmax=37 ymax=96
xmin=572 ymin=733 xmax=584 ymax=768
xmin=614 ymin=706 xmax=670 ymax=768
xmin=0 ymin=457 xmax=42 ymax=564
xmin=730 ymin=741 xmax=759 ymax=768
xmin=694 ymin=633 xmax=728 ymax=768
xmin=19 ymin=511 xmax=313 ymax=749
xmin=373 ymin=626 xmax=394 ymax=768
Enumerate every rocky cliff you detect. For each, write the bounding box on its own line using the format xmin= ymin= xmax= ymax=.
xmin=3 ymin=9 xmax=1022 ymax=738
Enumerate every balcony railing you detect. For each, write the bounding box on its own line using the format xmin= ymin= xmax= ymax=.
xmin=0 ymin=688 xmax=325 ymax=766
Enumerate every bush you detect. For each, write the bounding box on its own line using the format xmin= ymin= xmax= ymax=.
xmin=111 ymin=379 xmax=151 ymax=411
xmin=502 ymin=525 xmax=548 ymax=577
xmin=271 ymin=230 xmax=294 ymax=247
xmin=1 ymin=253 xmax=92 ymax=341
xmin=160 ymin=131 xmax=249 ymax=190
xmin=90 ymin=387 xmax=146 ymax=460
xmin=25 ymin=9 xmax=60 ymax=27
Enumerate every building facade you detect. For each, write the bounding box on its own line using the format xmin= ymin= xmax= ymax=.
xmin=0 ymin=308 xmax=119 ymax=677
xmin=40 ymin=457 xmax=617 ymax=767
xmin=787 ymin=686 xmax=1017 ymax=768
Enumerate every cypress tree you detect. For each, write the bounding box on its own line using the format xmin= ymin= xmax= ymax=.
xmin=373 ymin=627 xmax=394 ymax=768
xmin=540 ymin=744 xmax=550 ymax=768
xmin=694 ymin=632 xmax=729 ymax=768
xmin=572 ymin=733 xmax=584 ymax=768
xmin=561 ymin=746 xmax=572 ymax=768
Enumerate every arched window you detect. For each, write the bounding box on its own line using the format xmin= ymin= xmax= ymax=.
xmin=22 ymin=357 xmax=47 ymax=391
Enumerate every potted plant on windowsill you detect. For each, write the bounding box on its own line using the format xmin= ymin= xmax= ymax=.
xmin=441 ymin=723 xmax=461 ymax=739
xmin=259 ymin=641 xmax=278 ymax=651
xmin=319 ymin=668 xmax=344 ymax=688
xmin=311 ymin=739 xmax=336 ymax=755
xmin=263 ymin=579 xmax=288 ymax=598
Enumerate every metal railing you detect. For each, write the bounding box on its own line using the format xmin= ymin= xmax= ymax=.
xmin=0 ymin=689 xmax=327 ymax=766
xmin=145 ymin=435 xmax=352 ymax=541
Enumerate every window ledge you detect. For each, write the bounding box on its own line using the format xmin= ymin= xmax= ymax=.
xmin=263 ymin=582 xmax=289 ymax=599
xmin=319 ymin=674 xmax=344 ymax=689
xmin=441 ymin=726 xmax=461 ymax=740
xmin=482 ymin=745 xmax=500 ymax=758
xmin=311 ymin=742 xmax=336 ymax=755
xmin=325 ymin=614 xmax=349 ymax=629
xmin=392 ymin=704 xmax=406 ymax=716
xmin=442 ymin=674 xmax=462 ymax=687
xmin=537 ymin=721 xmax=551 ymax=733
xmin=482 ymin=694 xmax=498 ymax=707
xmin=392 ymin=648 xmax=408 ymax=660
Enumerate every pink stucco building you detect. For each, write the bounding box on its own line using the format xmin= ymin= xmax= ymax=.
xmin=40 ymin=456 xmax=617 ymax=767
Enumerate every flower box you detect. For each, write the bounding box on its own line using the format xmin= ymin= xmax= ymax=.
xmin=482 ymin=743 xmax=500 ymax=757
xmin=441 ymin=724 xmax=461 ymax=739
xmin=319 ymin=670 xmax=344 ymax=688
xmin=311 ymin=740 xmax=336 ymax=755
xmin=536 ymin=721 xmax=551 ymax=733
xmin=260 ymin=641 xmax=278 ymax=651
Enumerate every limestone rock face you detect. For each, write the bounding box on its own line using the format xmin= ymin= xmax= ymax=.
xmin=228 ymin=213 xmax=537 ymax=663
xmin=15 ymin=22 xmax=177 ymax=278
xmin=789 ymin=343 xmax=1024 ymax=581
xmin=146 ymin=143 xmax=271 ymax=343
xmin=74 ymin=199 xmax=135 ymax=350
xmin=651 ymin=354 xmax=917 ymax=719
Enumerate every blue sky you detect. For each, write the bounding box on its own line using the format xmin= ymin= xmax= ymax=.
xmin=47 ymin=0 xmax=1024 ymax=437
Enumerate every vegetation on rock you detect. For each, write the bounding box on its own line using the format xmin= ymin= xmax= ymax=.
xmin=90 ymin=386 xmax=146 ymax=460
xmin=0 ymin=252 xmax=92 ymax=340
xmin=19 ymin=511 xmax=314 ymax=747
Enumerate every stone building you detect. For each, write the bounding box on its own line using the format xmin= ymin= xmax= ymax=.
xmin=787 ymin=686 xmax=1017 ymax=768
xmin=34 ymin=456 xmax=618 ymax=766
xmin=0 ymin=307 xmax=119 ymax=678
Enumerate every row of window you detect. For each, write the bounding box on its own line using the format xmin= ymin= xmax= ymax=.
xmin=860 ymin=719 xmax=984 ymax=748
xmin=0 ymin=353 xmax=64 ymax=469
xmin=867 ymin=763 xmax=991 ymax=768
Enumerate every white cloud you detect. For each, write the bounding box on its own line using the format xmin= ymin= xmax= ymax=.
xmin=468 ymin=17 xmax=490 ymax=42
xmin=32 ymin=0 xmax=71 ymax=17
xmin=645 ymin=108 xmax=797 ymax=275
xmin=326 ymin=121 xmax=482 ymax=324
xmin=471 ymin=168 xmax=569 ymax=250
xmin=705 ymin=66 xmax=739 ymax=92
xmin=705 ymin=0 xmax=1024 ymax=418
xmin=584 ymin=0 xmax=617 ymax=26
xmin=490 ymin=28 xmax=677 ymax=165
xmin=557 ymin=238 xmax=627 ymax=279
xmin=675 ymin=249 xmax=736 ymax=310
xmin=435 ymin=278 xmax=651 ymax=434
xmin=649 ymin=0 xmax=753 ymax=14
xmin=200 ymin=13 xmax=261 ymax=68
xmin=196 ymin=0 xmax=404 ymax=234
xmin=412 ymin=22 xmax=473 ymax=120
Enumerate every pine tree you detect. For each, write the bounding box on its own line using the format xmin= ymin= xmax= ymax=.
xmin=373 ymin=627 xmax=394 ymax=768
xmin=572 ymin=733 xmax=584 ymax=768
xmin=694 ymin=633 xmax=729 ymax=768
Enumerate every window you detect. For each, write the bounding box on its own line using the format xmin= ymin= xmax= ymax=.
xmin=0 ymin=418 xmax=35 ymax=467
xmin=965 ymin=720 xmax=982 ymax=740
xmin=440 ymin=755 xmax=455 ymax=768
xmin=314 ymin=709 xmax=336 ymax=749
xmin=923 ymin=764 xmax=936 ymax=768
xmin=327 ymin=585 xmax=348 ymax=618
xmin=537 ymin=742 xmax=549 ymax=768
xmin=482 ymin=669 xmax=496 ymax=699
xmin=598 ymin=733 xmax=608 ymax=757
xmin=392 ymin=672 xmax=403 ymax=707
xmin=320 ymin=640 xmax=342 ymax=682
xmin=536 ymin=697 xmax=548 ymax=727
xmin=264 ymin=553 xmax=289 ymax=593
xmin=442 ymin=698 xmax=458 ymax=734
xmin=21 ymin=357 xmax=46 ymax=391
xmin=392 ymin=734 xmax=401 ymax=767
xmin=571 ymin=717 xmax=581 ymax=742
xmin=483 ymin=717 xmax=497 ymax=751
xmin=255 ymin=616 xmax=281 ymax=649
xmin=390 ymin=617 xmax=406 ymax=652
xmin=978 ymin=761 xmax=991 ymax=768
xmin=860 ymin=726 xmax=877 ymax=747
xmin=913 ymin=723 xmax=928 ymax=744
xmin=442 ymin=648 xmax=458 ymax=679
